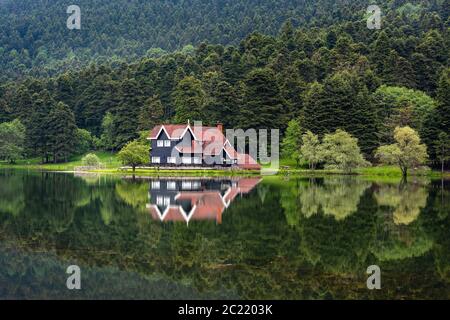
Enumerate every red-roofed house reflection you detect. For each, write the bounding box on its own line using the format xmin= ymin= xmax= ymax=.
xmin=146 ymin=178 xmax=261 ymax=224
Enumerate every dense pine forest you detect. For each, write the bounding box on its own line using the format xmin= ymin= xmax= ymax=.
xmin=0 ymin=0 xmax=449 ymax=167
xmin=1 ymin=0 xmax=426 ymax=79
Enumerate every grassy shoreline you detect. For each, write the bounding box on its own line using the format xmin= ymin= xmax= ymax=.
xmin=1 ymin=152 xmax=449 ymax=179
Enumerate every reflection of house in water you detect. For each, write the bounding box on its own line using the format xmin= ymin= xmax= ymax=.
xmin=146 ymin=178 xmax=261 ymax=224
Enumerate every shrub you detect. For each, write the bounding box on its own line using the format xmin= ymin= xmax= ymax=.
xmin=82 ymin=153 xmax=101 ymax=167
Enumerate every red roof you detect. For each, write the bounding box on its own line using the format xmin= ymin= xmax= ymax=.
xmin=149 ymin=124 xmax=227 ymax=142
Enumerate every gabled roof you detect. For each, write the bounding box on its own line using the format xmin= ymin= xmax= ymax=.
xmin=149 ymin=124 xmax=228 ymax=141
xmin=149 ymin=124 xmax=198 ymax=140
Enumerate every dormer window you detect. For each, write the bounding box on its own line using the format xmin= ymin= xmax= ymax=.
xmin=157 ymin=140 xmax=171 ymax=147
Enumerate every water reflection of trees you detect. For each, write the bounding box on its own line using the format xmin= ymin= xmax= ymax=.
xmin=281 ymin=177 xmax=371 ymax=224
xmin=0 ymin=172 xmax=449 ymax=299
xmin=374 ymin=182 xmax=428 ymax=225
xmin=371 ymin=181 xmax=433 ymax=261
xmin=0 ymin=171 xmax=25 ymax=216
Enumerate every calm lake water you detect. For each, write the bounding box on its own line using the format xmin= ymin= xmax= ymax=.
xmin=0 ymin=169 xmax=449 ymax=299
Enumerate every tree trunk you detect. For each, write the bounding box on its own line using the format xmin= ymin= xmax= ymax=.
xmin=132 ymin=165 xmax=136 ymax=172
xmin=401 ymin=166 xmax=408 ymax=178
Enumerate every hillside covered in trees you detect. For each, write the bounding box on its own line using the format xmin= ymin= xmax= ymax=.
xmin=0 ymin=0 xmax=447 ymax=79
xmin=0 ymin=0 xmax=449 ymax=167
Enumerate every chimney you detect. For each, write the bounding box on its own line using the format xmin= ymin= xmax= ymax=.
xmin=216 ymin=122 xmax=223 ymax=133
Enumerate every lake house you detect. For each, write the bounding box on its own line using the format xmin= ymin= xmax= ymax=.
xmin=148 ymin=122 xmax=260 ymax=170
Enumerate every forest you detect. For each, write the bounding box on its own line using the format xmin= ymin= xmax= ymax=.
xmin=0 ymin=0 xmax=448 ymax=168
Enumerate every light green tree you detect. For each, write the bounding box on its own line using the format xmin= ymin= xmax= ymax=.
xmin=375 ymin=126 xmax=428 ymax=177
xmin=320 ymin=129 xmax=369 ymax=172
xmin=118 ymin=141 xmax=150 ymax=172
xmin=0 ymin=119 xmax=26 ymax=163
xmin=281 ymin=119 xmax=302 ymax=167
xmin=100 ymin=112 xmax=116 ymax=152
xmin=76 ymin=128 xmax=95 ymax=155
xmin=300 ymin=130 xmax=321 ymax=170
xmin=81 ymin=153 xmax=101 ymax=167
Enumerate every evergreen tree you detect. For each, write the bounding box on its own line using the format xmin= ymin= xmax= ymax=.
xmin=281 ymin=119 xmax=302 ymax=167
xmin=173 ymin=76 xmax=206 ymax=124
xmin=436 ymin=68 xmax=450 ymax=132
xmin=27 ymin=91 xmax=55 ymax=161
xmin=434 ymin=132 xmax=449 ymax=174
xmin=46 ymin=102 xmax=78 ymax=163
xmin=138 ymin=95 xmax=164 ymax=131
xmin=303 ymin=71 xmax=377 ymax=157
xmin=204 ymin=80 xmax=239 ymax=128
xmin=240 ymin=68 xmax=286 ymax=130
xmin=383 ymin=50 xmax=416 ymax=88
xmin=113 ymin=79 xmax=145 ymax=149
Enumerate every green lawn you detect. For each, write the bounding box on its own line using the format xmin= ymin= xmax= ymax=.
xmin=0 ymin=151 xmax=120 ymax=171
xmin=1 ymin=154 xmax=448 ymax=179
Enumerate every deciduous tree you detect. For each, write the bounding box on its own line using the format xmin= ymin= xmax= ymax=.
xmin=118 ymin=141 xmax=150 ymax=172
xmin=375 ymin=126 xmax=428 ymax=177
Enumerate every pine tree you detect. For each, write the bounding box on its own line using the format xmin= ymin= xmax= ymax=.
xmin=371 ymin=31 xmax=391 ymax=74
xmin=240 ymin=68 xmax=286 ymax=130
xmin=383 ymin=50 xmax=416 ymax=88
xmin=173 ymin=76 xmax=206 ymax=124
xmin=436 ymin=68 xmax=450 ymax=132
xmin=113 ymin=79 xmax=145 ymax=149
xmin=27 ymin=90 xmax=55 ymax=161
xmin=204 ymin=80 xmax=238 ymax=128
xmin=138 ymin=95 xmax=164 ymax=131
xmin=303 ymin=72 xmax=378 ymax=157
xmin=46 ymin=102 xmax=78 ymax=163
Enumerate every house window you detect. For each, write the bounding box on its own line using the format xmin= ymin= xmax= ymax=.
xmin=164 ymin=140 xmax=171 ymax=147
xmin=182 ymin=157 xmax=192 ymax=164
xmin=167 ymin=181 xmax=176 ymax=190
xmin=151 ymin=181 xmax=160 ymax=190
xmin=164 ymin=197 xmax=171 ymax=206
xmin=156 ymin=196 xmax=163 ymax=206
xmin=167 ymin=157 xmax=176 ymax=164
xmin=157 ymin=140 xmax=164 ymax=147
xmin=182 ymin=181 xmax=192 ymax=189
xmin=152 ymin=157 xmax=160 ymax=164
xmin=193 ymin=157 xmax=202 ymax=164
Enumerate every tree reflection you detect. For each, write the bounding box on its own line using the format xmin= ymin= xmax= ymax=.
xmin=371 ymin=180 xmax=432 ymax=261
xmin=281 ymin=177 xmax=371 ymax=224
xmin=0 ymin=171 xmax=25 ymax=216
xmin=0 ymin=171 xmax=449 ymax=299
xmin=115 ymin=180 xmax=149 ymax=209
xmin=374 ymin=181 xmax=429 ymax=225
